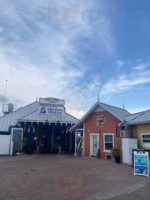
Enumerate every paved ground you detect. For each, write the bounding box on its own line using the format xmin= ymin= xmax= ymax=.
xmin=0 ymin=155 xmax=150 ymax=200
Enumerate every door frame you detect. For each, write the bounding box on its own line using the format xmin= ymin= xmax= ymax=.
xmin=90 ymin=133 xmax=99 ymax=157
xmin=10 ymin=128 xmax=23 ymax=156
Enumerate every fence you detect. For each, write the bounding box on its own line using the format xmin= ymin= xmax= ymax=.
xmin=0 ymin=135 xmax=10 ymax=155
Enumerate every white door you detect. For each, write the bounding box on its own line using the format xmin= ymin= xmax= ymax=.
xmin=90 ymin=134 xmax=99 ymax=157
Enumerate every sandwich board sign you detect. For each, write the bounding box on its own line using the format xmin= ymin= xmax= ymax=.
xmin=134 ymin=151 xmax=149 ymax=177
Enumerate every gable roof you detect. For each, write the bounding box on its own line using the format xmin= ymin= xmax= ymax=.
xmin=0 ymin=101 xmax=78 ymax=132
xmin=0 ymin=102 xmax=39 ymax=132
xmin=122 ymin=109 xmax=150 ymax=125
xmin=99 ymin=102 xmax=130 ymax=120
xmin=70 ymin=101 xmax=130 ymax=131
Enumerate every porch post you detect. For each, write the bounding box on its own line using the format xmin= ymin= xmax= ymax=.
xmin=74 ymin=129 xmax=77 ymax=156
xmin=51 ymin=124 xmax=54 ymax=152
xmin=36 ymin=123 xmax=39 ymax=153
xmin=83 ymin=122 xmax=85 ymax=156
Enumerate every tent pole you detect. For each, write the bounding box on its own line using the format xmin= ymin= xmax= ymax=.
xmin=51 ymin=124 xmax=54 ymax=152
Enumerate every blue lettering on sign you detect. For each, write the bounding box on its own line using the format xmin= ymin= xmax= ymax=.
xmin=40 ymin=106 xmax=64 ymax=114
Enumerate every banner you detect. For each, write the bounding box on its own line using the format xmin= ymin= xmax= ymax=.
xmin=134 ymin=151 xmax=149 ymax=177
xmin=39 ymin=106 xmax=64 ymax=115
xmin=39 ymin=98 xmax=65 ymax=115
xmin=39 ymin=98 xmax=65 ymax=107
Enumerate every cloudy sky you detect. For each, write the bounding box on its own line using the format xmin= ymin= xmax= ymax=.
xmin=0 ymin=0 xmax=150 ymax=118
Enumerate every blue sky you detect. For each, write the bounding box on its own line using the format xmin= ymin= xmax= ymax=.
xmin=0 ymin=0 xmax=150 ymax=118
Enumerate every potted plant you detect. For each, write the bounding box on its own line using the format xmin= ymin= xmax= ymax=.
xmin=111 ymin=147 xmax=121 ymax=164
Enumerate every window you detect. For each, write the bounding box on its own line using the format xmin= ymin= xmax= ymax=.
xmin=96 ymin=116 xmax=106 ymax=127
xmin=120 ymin=131 xmax=125 ymax=138
xmin=104 ymin=134 xmax=114 ymax=152
xmin=142 ymin=133 xmax=150 ymax=146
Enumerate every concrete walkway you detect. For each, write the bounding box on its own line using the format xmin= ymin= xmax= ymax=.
xmin=0 ymin=155 xmax=149 ymax=200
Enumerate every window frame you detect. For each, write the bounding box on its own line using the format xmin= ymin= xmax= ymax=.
xmin=103 ymin=133 xmax=114 ymax=152
xmin=120 ymin=130 xmax=125 ymax=138
xmin=141 ymin=133 xmax=150 ymax=147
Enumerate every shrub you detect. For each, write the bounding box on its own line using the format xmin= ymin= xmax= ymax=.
xmin=111 ymin=147 xmax=121 ymax=157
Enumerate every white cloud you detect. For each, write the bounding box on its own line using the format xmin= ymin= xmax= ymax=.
xmin=117 ymin=60 xmax=124 ymax=69
xmin=101 ymin=63 xmax=150 ymax=95
xmin=0 ymin=0 xmax=114 ymax=118
xmin=68 ymin=109 xmax=86 ymax=119
xmin=133 ymin=63 xmax=150 ymax=71
xmin=128 ymin=107 xmax=150 ymax=114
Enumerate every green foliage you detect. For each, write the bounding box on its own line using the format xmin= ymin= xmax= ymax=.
xmin=111 ymin=147 xmax=121 ymax=157
xmin=22 ymin=138 xmax=27 ymax=145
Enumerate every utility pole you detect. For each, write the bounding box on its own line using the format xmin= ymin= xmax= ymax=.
xmin=2 ymin=80 xmax=8 ymax=112
xmin=123 ymin=101 xmax=125 ymax=109
xmin=97 ymin=90 xmax=100 ymax=102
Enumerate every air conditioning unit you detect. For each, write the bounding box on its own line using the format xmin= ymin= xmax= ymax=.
xmin=2 ymin=103 xmax=14 ymax=115
xmin=120 ymin=130 xmax=125 ymax=138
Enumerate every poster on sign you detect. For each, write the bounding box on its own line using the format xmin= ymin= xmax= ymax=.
xmin=134 ymin=151 xmax=149 ymax=177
